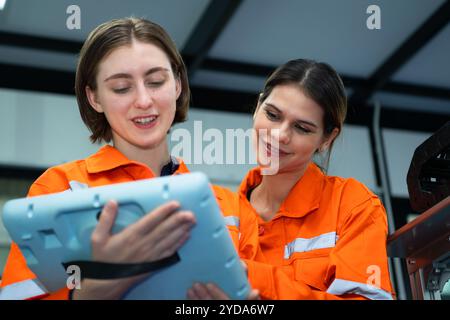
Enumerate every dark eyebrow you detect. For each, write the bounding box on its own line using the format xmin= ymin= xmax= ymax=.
xmin=104 ymin=67 xmax=169 ymax=82
xmin=265 ymin=103 xmax=318 ymax=128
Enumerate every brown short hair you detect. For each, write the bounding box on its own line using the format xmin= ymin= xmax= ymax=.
xmin=75 ymin=17 xmax=190 ymax=143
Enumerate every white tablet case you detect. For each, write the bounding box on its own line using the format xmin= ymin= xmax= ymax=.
xmin=2 ymin=172 xmax=250 ymax=299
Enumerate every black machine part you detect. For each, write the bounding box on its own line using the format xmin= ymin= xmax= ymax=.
xmin=407 ymin=121 xmax=450 ymax=213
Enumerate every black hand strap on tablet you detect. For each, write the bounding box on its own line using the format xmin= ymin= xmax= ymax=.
xmin=62 ymin=252 xmax=180 ymax=280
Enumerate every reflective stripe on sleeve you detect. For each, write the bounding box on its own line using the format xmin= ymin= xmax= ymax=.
xmin=326 ymin=278 xmax=393 ymax=300
xmin=284 ymin=231 xmax=337 ymax=259
xmin=0 ymin=279 xmax=47 ymax=300
xmin=223 ymin=216 xmax=240 ymax=229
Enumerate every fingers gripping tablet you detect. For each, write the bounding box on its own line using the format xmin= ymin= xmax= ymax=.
xmin=2 ymin=172 xmax=250 ymax=299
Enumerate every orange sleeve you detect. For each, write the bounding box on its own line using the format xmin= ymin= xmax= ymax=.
xmin=1 ymin=169 xmax=70 ymax=300
xmin=244 ymin=197 xmax=394 ymax=300
xmin=212 ymin=185 xmax=240 ymax=250
xmin=1 ymin=242 xmax=37 ymax=287
xmin=244 ymin=259 xmax=367 ymax=300
xmin=327 ymin=195 xmax=395 ymax=299
xmin=41 ymin=288 xmax=70 ymax=300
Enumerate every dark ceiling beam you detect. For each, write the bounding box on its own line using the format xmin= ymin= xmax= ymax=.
xmin=182 ymin=0 xmax=243 ymax=77
xmin=0 ymin=30 xmax=81 ymax=54
xmin=0 ymin=62 xmax=446 ymax=133
xmin=190 ymin=86 xmax=448 ymax=133
xmin=349 ymin=0 xmax=450 ymax=106
xmin=201 ymin=58 xmax=274 ymax=77
xmin=191 ymin=85 xmax=257 ymax=114
xmin=200 ymin=57 xmax=369 ymax=90
xmin=201 ymin=58 xmax=367 ymax=88
xmin=198 ymin=58 xmax=450 ymax=100
xmin=1 ymin=31 xmax=450 ymax=101
xmin=0 ymin=165 xmax=45 ymax=181
xmin=0 ymin=63 xmax=75 ymax=95
xmin=383 ymin=81 xmax=450 ymax=101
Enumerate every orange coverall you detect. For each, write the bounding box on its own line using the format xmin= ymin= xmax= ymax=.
xmin=224 ymin=162 xmax=395 ymax=300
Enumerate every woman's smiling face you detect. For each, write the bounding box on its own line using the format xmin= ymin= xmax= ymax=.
xmin=86 ymin=40 xmax=181 ymax=151
xmin=253 ymin=83 xmax=335 ymax=175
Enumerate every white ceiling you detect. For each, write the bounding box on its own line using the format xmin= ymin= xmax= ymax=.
xmin=373 ymin=91 xmax=450 ymax=115
xmin=208 ymin=0 xmax=446 ymax=78
xmin=0 ymin=45 xmax=78 ymax=71
xmin=393 ymin=23 xmax=450 ymax=88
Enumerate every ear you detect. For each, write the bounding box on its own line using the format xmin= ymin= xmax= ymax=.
xmin=175 ymin=76 xmax=182 ymax=100
xmin=319 ymin=127 xmax=340 ymax=152
xmin=86 ymin=86 xmax=104 ymax=113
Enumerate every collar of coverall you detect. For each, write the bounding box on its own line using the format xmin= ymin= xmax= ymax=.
xmin=85 ymin=144 xmax=189 ymax=176
xmin=239 ymin=162 xmax=325 ymax=219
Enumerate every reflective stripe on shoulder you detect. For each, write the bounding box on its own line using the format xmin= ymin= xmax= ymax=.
xmin=284 ymin=231 xmax=337 ymax=259
xmin=326 ymin=278 xmax=393 ymax=300
xmin=223 ymin=216 xmax=240 ymax=229
xmin=0 ymin=279 xmax=47 ymax=300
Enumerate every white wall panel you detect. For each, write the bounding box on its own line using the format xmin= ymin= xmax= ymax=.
xmin=382 ymin=129 xmax=432 ymax=197
xmin=328 ymin=125 xmax=378 ymax=193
